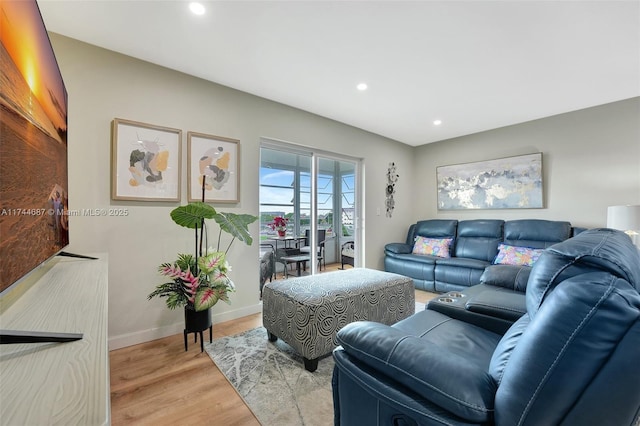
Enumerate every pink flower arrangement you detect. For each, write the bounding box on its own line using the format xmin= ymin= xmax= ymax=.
xmin=150 ymin=252 xmax=234 ymax=311
xmin=268 ymin=216 xmax=288 ymax=232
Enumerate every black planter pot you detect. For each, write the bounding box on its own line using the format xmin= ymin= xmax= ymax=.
xmin=183 ymin=306 xmax=212 ymax=352
xmin=184 ymin=306 xmax=212 ymax=331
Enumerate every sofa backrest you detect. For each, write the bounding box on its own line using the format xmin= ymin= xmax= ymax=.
xmin=405 ymin=223 xmax=417 ymax=246
xmin=503 ymin=219 xmax=571 ymax=248
xmin=489 ymin=228 xmax=640 ymax=425
xmin=526 ymin=228 xmax=640 ymax=313
xmin=454 ymin=219 xmax=504 ymax=262
xmin=400 ymin=219 xmax=574 ymax=260
xmin=412 ymin=220 xmax=457 ymax=243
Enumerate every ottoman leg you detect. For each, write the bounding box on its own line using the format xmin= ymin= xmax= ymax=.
xmin=303 ymin=357 xmax=318 ymax=372
xmin=267 ymin=331 xmax=278 ymax=342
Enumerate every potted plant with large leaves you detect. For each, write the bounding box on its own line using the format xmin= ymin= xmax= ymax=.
xmin=148 ymin=201 xmax=257 ymax=349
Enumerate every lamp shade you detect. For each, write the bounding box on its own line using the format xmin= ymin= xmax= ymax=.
xmin=607 ymin=205 xmax=640 ymax=234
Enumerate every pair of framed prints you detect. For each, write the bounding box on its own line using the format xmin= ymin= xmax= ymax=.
xmin=110 ymin=118 xmax=239 ymax=203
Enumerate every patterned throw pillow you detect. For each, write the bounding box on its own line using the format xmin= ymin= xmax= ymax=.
xmin=493 ymin=243 xmax=544 ymax=267
xmin=412 ymin=236 xmax=453 ymax=258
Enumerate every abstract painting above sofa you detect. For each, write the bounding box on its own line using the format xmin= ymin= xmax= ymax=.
xmin=436 ymin=153 xmax=543 ymax=210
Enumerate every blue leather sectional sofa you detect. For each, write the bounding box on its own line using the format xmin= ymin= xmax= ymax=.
xmin=386 ymin=219 xmax=585 ymax=333
xmin=384 ymin=219 xmax=578 ymax=293
xmin=333 ymin=228 xmax=640 ymax=425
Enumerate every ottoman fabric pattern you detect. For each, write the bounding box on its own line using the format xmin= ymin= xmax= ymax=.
xmin=262 ymin=268 xmax=415 ymax=364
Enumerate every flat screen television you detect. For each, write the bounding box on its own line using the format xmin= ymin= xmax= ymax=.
xmin=0 ymin=0 xmax=69 ymax=296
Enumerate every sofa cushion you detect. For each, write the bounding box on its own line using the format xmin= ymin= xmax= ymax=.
xmin=405 ymin=223 xmax=417 ymax=245
xmin=413 ymin=219 xmax=457 ymax=239
xmin=465 ymin=289 xmax=527 ymax=321
xmin=503 ymin=219 xmax=571 ymax=248
xmin=526 ymin=228 xmax=640 ymax=316
xmin=337 ymin=314 xmax=500 ymax=423
xmin=412 ymin=236 xmax=452 ymax=258
xmin=385 ymin=243 xmax=412 ymax=255
xmin=488 ymin=314 xmax=529 ymax=385
xmin=454 ymin=220 xmax=504 ymax=262
xmin=480 ymin=265 xmax=530 ymax=292
xmin=434 ymin=256 xmax=489 ymax=270
xmin=493 ymin=271 xmax=640 ymax=425
xmin=396 ymin=253 xmax=439 ymax=265
xmin=493 ymin=243 xmax=544 ymax=267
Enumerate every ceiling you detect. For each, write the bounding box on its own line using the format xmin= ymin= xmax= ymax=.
xmin=38 ymin=0 xmax=640 ymax=147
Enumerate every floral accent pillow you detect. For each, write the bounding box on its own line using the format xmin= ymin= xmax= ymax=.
xmin=493 ymin=243 xmax=544 ymax=267
xmin=412 ymin=236 xmax=453 ymax=258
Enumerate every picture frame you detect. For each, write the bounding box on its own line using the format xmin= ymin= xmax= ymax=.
xmin=111 ymin=118 xmax=182 ymax=201
xmin=187 ymin=132 xmax=240 ymax=203
xmin=436 ymin=152 xmax=543 ymax=210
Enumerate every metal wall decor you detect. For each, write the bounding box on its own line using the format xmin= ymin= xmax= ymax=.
xmin=386 ymin=162 xmax=399 ymax=217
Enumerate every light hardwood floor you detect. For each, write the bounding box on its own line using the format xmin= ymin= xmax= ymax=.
xmin=109 ymin=265 xmax=437 ymax=425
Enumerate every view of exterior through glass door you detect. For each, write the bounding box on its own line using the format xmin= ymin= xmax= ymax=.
xmin=259 ymin=143 xmax=360 ymax=280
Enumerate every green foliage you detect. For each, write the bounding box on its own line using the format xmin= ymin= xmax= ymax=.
xmin=195 ymin=288 xmax=219 ymax=311
xmin=147 ymin=281 xmax=189 ymax=310
xmin=170 ymin=202 xmax=216 ymax=229
xmin=213 ymin=212 xmax=258 ymax=246
xmin=174 ymin=253 xmax=197 ymax=274
xmin=149 ymin=251 xmax=235 ymax=311
xmin=170 ymin=202 xmax=257 ymax=253
xmin=149 ymin=202 xmax=258 ymax=311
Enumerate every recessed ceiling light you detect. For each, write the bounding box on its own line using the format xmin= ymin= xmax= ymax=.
xmin=356 ymin=83 xmax=368 ymax=91
xmin=433 ymin=120 xmax=442 ymax=126
xmin=189 ymin=2 xmax=206 ymax=15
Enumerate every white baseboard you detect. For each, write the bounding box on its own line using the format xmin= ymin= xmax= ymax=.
xmin=108 ymin=303 xmax=263 ymax=351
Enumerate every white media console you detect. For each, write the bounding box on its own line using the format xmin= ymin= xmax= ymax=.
xmin=0 ymin=254 xmax=109 ymax=425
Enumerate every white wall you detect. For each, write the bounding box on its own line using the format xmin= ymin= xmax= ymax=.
xmin=49 ymin=34 xmax=416 ymax=349
xmin=50 ymin=33 xmax=639 ymax=350
xmin=411 ymin=97 xmax=640 ymax=230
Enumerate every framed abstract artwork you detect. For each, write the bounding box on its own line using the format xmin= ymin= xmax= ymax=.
xmin=437 ymin=153 xmax=543 ymax=210
xmin=111 ymin=118 xmax=182 ymax=201
xmin=187 ymin=132 xmax=240 ymax=203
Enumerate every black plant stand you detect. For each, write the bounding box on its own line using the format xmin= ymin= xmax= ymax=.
xmin=183 ymin=307 xmax=212 ymax=352
xmin=183 ymin=327 xmax=212 ymax=353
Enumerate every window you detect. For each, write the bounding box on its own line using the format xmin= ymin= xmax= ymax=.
xmin=260 ymin=141 xmax=361 ymax=273
xmin=259 ymin=149 xmax=310 ymax=238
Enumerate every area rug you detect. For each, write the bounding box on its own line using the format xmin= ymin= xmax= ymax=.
xmin=205 ymin=301 xmax=425 ymax=426
xmin=205 ymin=327 xmax=334 ymax=426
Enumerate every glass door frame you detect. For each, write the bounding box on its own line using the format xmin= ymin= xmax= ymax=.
xmin=260 ymin=138 xmax=363 ymax=274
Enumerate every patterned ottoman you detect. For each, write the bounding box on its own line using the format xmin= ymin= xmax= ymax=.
xmin=262 ymin=268 xmax=414 ymax=372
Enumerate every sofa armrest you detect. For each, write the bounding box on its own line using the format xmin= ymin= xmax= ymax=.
xmin=465 ymin=290 xmax=526 ymax=321
xmin=480 ymin=265 xmax=530 ymax=292
xmin=336 ymin=321 xmax=496 ymax=423
xmin=333 ymin=348 xmax=479 ymax=425
xmin=385 ymin=243 xmax=412 ymax=254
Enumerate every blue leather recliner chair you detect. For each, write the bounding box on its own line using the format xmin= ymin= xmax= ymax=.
xmin=332 ymin=228 xmax=640 ymax=425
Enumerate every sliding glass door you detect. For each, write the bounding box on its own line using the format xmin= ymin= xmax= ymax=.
xmin=260 ymin=142 xmax=361 ymax=277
